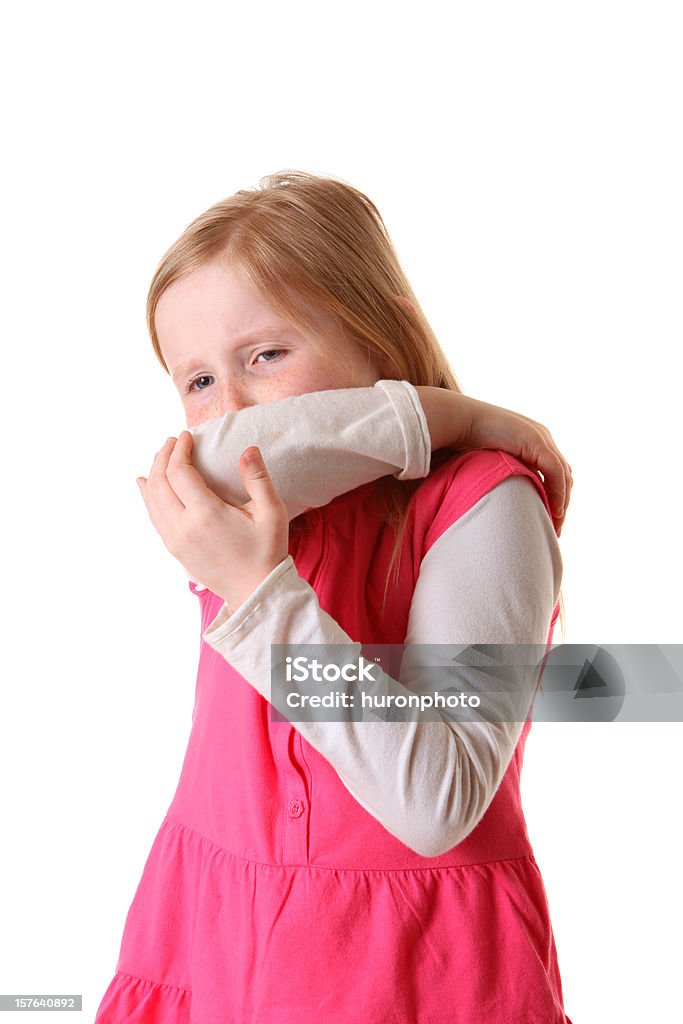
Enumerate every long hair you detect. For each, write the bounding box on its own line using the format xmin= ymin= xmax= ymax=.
xmin=146 ymin=170 xmax=565 ymax=638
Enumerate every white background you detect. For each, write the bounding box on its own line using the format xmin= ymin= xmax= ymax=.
xmin=1 ymin=2 xmax=681 ymax=1021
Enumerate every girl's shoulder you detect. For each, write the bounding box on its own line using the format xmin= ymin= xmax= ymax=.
xmin=412 ymin=448 xmax=555 ymax=559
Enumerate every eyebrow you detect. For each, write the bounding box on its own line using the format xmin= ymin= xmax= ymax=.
xmin=170 ymin=326 xmax=297 ymax=383
xmin=171 ymin=358 xmax=220 ymax=383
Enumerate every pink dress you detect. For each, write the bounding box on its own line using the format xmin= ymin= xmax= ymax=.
xmin=95 ymin=449 xmax=573 ymax=1024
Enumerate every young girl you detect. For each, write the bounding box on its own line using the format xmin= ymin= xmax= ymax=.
xmin=95 ymin=171 xmax=573 ymax=1023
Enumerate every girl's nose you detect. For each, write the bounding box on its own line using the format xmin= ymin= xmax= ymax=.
xmin=219 ymin=383 xmax=254 ymax=415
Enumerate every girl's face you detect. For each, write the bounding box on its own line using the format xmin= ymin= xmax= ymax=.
xmin=155 ymin=256 xmax=388 ymax=427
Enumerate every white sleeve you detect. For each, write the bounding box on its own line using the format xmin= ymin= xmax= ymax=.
xmin=188 ymin=379 xmax=431 ymax=522
xmin=200 ymin=474 xmax=563 ymax=858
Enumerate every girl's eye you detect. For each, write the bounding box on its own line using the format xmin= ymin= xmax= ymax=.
xmin=254 ymin=349 xmax=285 ymax=364
xmin=183 ymin=350 xmax=285 ymax=395
xmin=184 ymin=374 xmax=215 ymax=395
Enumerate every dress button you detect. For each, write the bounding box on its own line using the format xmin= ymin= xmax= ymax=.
xmin=288 ymin=798 xmax=305 ymax=818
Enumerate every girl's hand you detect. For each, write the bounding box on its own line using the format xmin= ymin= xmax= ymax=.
xmin=415 ymin=387 xmax=573 ymax=537
xmin=136 ymin=432 xmax=290 ymax=610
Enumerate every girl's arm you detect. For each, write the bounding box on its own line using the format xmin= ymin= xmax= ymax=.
xmin=188 ymin=382 xmax=572 ymax=535
xmin=199 ymin=474 xmax=563 ymax=859
xmin=188 ymin=380 xmax=431 ymax=522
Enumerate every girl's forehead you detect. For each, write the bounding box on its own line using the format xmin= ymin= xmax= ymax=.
xmin=156 ymin=258 xmax=338 ymax=353
xmin=158 ymin=259 xmax=272 ymax=320
xmin=156 ymin=261 xmax=293 ymax=349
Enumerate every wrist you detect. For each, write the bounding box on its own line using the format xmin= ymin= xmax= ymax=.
xmin=414 ymin=386 xmax=473 ymax=452
xmin=216 ymin=555 xmax=290 ymax=612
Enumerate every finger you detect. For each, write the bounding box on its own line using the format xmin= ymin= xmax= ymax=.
xmin=238 ymin=446 xmax=283 ymax=515
xmin=545 ymin=437 xmax=572 ymax=506
xmin=552 ymin=461 xmax=572 ymax=536
xmin=142 ymin=437 xmax=186 ymax=526
xmin=534 ymin=450 xmax=567 ymax=514
xmin=548 ymin=446 xmax=572 ymax=511
xmin=526 ymin=422 xmax=572 ymax=504
xmin=559 ymin=462 xmax=571 ymax=508
xmin=166 ymin=430 xmax=223 ymax=509
xmin=137 ymin=437 xmax=170 ymax=499
xmin=147 ymin=436 xmax=175 ymax=480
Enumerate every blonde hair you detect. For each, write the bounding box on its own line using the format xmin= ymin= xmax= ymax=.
xmin=146 ymin=169 xmax=566 ymax=639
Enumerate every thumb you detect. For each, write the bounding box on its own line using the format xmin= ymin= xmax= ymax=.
xmin=239 ymin=446 xmax=281 ymax=512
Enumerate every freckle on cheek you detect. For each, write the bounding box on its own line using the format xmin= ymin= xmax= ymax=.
xmin=263 ymin=370 xmax=299 ymax=399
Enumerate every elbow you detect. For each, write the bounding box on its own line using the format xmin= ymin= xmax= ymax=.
xmin=403 ymin=836 xmax=455 ymax=859
xmin=392 ymin=767 xmax=500 ymax=859
xmin=405 ymin=826 xmax=479 ymax=860
xmin=393 ymin=810 xmax=487 ymax=859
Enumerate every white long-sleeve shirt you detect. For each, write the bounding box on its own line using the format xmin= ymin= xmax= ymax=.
xmin=183 ymin=382 xmax=563 ymax=856
xmin=188 ymin=378 xmax=432 ymax=521
xmin=186 ymin=378 xmax=432 ymax=591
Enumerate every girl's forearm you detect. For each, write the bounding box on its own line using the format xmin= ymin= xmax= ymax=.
xmin=185 ymin=380 xmax=570 ymax=535
xmin=414 ymin=386 xmax=478 ymax=453
xmin=188 ymin=380 xmax=431 ymax=521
